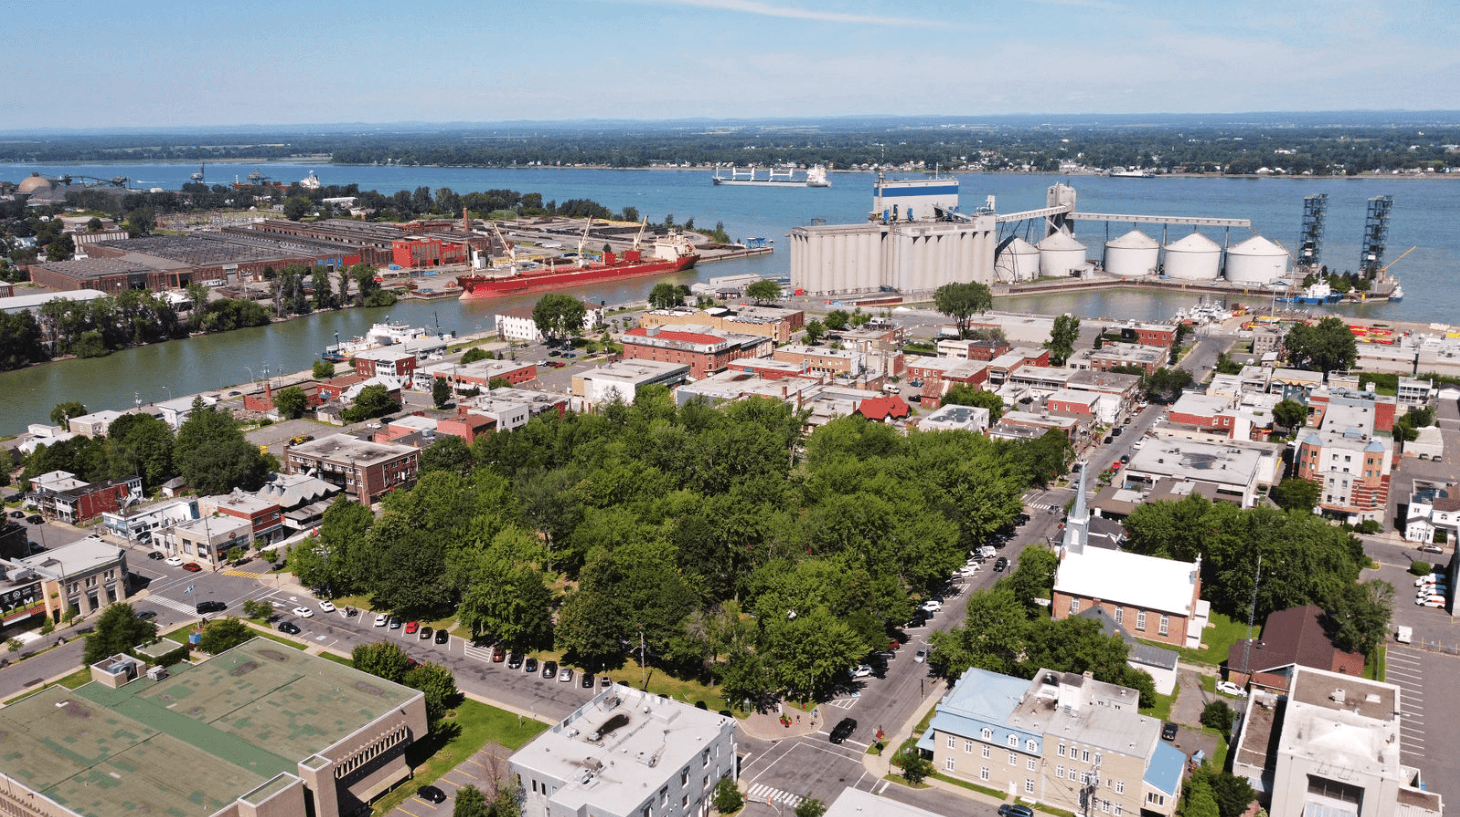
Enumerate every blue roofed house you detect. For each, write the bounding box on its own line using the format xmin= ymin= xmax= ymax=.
xmin=918 ymin=668 xmax=1184 ymax=817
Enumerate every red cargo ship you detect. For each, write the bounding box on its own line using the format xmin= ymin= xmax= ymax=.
xmin=458 ymin=233 xmax=699 ymax=300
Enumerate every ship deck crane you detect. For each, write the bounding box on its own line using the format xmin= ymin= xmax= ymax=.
xmin=630 ymin=218 xmax=649 ymax=251
xmin=575 ymin=217 xmax=593 ymax=265
xmin=489 ymin=221 xmax=516 ymax=269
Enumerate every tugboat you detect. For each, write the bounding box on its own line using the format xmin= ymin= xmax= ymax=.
xmin=1279 ymin=280 xmax=1342 ymax=305
xmin=1389 ymin=281 xmax=1404 ymax=302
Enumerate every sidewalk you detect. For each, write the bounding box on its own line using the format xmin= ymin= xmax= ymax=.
xmin=862 ymin=684 xmax=1012 ymax=809
xmin=737 ymin=703 xmax=826 ymax=741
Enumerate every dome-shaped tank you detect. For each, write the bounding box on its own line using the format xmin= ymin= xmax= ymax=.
xmin=17 ymin=175 xmax=52 ymax=195
xmin=995 ymin=237 xmax=1040 ymax=281
xmin=1225 ymin=235 xmax=1288 ymax=285
xmin=1038 ymin=231 xmax=1087 ymax=278
xmin=1163 ymin=232 xmax=1222 ymax=280
xmin=1104 ymin=229 xmax=1159 ymax=278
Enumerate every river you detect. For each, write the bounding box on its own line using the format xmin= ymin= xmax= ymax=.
xmin=2 ymin=162 xmax=1457 ymax=435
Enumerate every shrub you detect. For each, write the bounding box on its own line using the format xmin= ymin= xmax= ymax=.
xmin=1410 ymin=561 xmax=1432 ymax=576
xmin=1200 ymin=700 xmax=1234 ymax=734
xmin=712 ymin=777 xmax=743 ymax=814
xmin=1356 ymin=519 xmax=1382 ymax=535
xmin=1438 ymin=530 xmax=1449 ymax=544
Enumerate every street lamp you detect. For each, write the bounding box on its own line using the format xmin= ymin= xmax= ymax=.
xmin=244 ymin=366 xmax=255 ymax=385
xmin=162 ymin=386 xmax=172 ymax=402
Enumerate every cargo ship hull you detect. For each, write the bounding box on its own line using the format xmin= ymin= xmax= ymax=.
xmin=458 ymin=255 xmax=699 ymax=300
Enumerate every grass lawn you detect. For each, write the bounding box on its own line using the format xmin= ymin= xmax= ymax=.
xmin=931 ymin=772 xmax=1008 ymax=800
xmin=317 ymin=651 xmax=354 ymax=668
xmin=881 ymin=774 xmax=930 ymax=790
xmin=1141 ymin=684 xmax=1178 ymax=722
xmin=1143 ymin=611 xmax=1248 ymax=667
xmin=370 ymin=698 xmax=547 ymax=815
xmin=241 ymin=622 xmax=309 ymax=650
xmin=1365 ymin=646 xmax=1386 ymax=682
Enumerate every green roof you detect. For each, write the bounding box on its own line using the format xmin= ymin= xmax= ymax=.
xmin=0 ymin=638 xmax=419 ymax=817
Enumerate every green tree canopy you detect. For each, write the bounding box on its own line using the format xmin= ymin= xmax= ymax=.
xmin=272 ymin=386 xmax=308 ymax=419
xmin=83 ymin=603 xmax=157 ymax=666
xmin=940 ymin=383 xmax=1005 ymax=422
xmin=1273 ymin=399 xmax=1307 ymax=430
xmin=173 ymin=399 xmax=267 ymax=494
xmin=532 ymin=293 xmax=588 ymax=340
xmin=50 ymin=401 xmax=87 ymax=425
xmin=1284 ymin=316 xmax=1359 ymax=374
xmin=312 ymin=359 xmax=335 ymax=380
xmin=647 ymin=282 xmax=683 ymax=310
xmin=933 ymin=282 xmax=993 ymax=338
xmin=1044 ymin=313 xmax=1080 ymax=366
xmin=745 ymin=279 xmax=781 ymax=303
xmin=342 ymin=384 xmax=400 ymax=424
xmin=197 ymin=617 xmax=254 ymax=654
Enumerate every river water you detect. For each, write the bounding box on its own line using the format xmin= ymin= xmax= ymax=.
xmin=2 ymin=161 xmax=1457 ymax=434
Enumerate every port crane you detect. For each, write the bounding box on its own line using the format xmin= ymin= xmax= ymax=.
xmin=489 ymin=221 xmax=516 ymax=270
xmin=1378 ymin=245 xmax=1414 ymax=280
xmin=55 ymin=174 xmax=132 ymax=189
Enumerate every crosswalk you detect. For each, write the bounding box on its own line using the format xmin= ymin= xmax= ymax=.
xmin=824 ymin=696 xmax=858 ymax=710
xmin=464 ymin=645 xmax=494 ymax=663
xmin=746 ymin=783 xmax=802 ymax=808
xmin=1027 ymin=501 xmax=1060 ymax=511
xmin=141 ymin=594 xmax=199 ymax=616
xmin=219 ymin=569 xmax=266 ymax=578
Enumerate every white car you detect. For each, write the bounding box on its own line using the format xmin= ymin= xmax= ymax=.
xmin=292 ymin=606 xmax=314 ymax=618
xmin=958 ymin=565 xmax=980 ymax=576
xmin=1415 ymin=575 xmax=1440 ymax=587
xmin=1216 ymin=681 xmax=1247 ymax=698
xmin=921 ymin=600 xmax=943 ymax=612
xmin=164 ymin=556 xmax=184 ymax=566
xmin=914 ymin=648 xmax=928 ymax=663
xmin=374 ymin=613 xmax=388 ymax=627
xmin=1416 ymin=596 xmax=1445 ymax=606
xmin=318 ymin=600 xmax=336 ymax=613
xmin=851 ymin=664 xmax=874 ymax=678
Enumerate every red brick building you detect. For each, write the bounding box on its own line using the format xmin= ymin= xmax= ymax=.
xmin=351 ymin=347 xmax=419 ymax=379
xmin=391 ymin=237 xmax=467 ymax=269
xmin=285 ymin=435 xmax=420 ymax=505
xmin=201 ymin=494 xmax=285 ymax=543
xmin=622 ymin=326 xmax=771 ymax=379
xmin=29 ymin=471 xmax=142 ymax=525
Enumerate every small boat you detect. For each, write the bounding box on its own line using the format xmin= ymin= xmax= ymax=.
xmin=1109 ymin=168 xmax=1156 ymax=178
xmin=1389 ymin=282 xmax=1404 ymax=302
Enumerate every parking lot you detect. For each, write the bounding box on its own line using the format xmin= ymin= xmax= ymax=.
xmin=383 ymin=744 xmax=513 ymax=817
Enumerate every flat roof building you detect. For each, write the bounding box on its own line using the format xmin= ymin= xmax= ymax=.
xmin=1122 ymin=437 xmax=1265 ymax=509
xmin=572 ymin=360 xmax=691 ymax=410
xmin=0 ymin=638 xmax=428 ymax=817
xmin=511 ymin=685 xmax=736 ymax=817
xmin=285 ymin=434 xmax=420 ymax=505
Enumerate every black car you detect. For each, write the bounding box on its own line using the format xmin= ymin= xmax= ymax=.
xmin=999 ymin=805 xmax=1035 ymax=817
xmin=904 ymin=612 xmax=928 ymax=628
xmin=135 ymin=610 xmax=157 ymax=620
xmin=1162 ymin=722 xmax=1178 ymax=741
xmin=541 ymin=660 xmax=558 ymax=679
xmin=416 ymin=785 xmax=446 ymax=804
xmin=388 ymin=616 xmax=401 ymax=629
xmin=434 ymin=628 xmax=449 ymax=645
xmin=26 ymin=515 xmax=42 ymax=525
xmin=829 ymin=717 xmax=857 ymax=744
xmin=278 ymin=621 xmax=301 ymax=635
xmin=147 ymin=551 xmax=164 ymax=560
xmin=507 ymin=652 xmax=523 ymax=669
xmin=993 ymin=557 xmax=1009 ymax=572
xmin=581 ymin=673 xmax=595 ymax=688
xmin=524 ymin=657 xmax=538 ymax=674
xmin=196 ymin=600 xmax=226 ymax=614
xmin=1119 ymin=454 xmax=1130 ymax=464
xmin=7 ymin=511 xmax=22 ymax=519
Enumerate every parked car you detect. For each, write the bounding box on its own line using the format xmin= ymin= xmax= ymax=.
xmin=278 ymin=621 xmax=301 ymax=635
xmin=507 ymin=653 xmax=523 ymax=669
xmin=147 ymin=551 xmax=164 ymax=560
xmin=921 ymin=600 xmax=943 ymax=612
xmin=435 ymin=629 xmax=449 ymax=645
xmin=292 ymin=606 xmax=314 ymax=618
xmin=993 ymin=557 xmax=1009 ymax=572
xmin=7 ymin=511 xmax=22 ymax=519
xmin=196 ymin=601 xmax=226 ymax=614
xmin=388 ymin=617 xmax=402 ymax=629
xmin=1421 ymin=544 xmax=1445 ymax=554
xmin=419 ymin=626 xmax=433 ymax=640
xmin=318 ymin=600 xmax=335 ymax=613
xmin=1216 ymin=681 xmax=1248 ymax=697
xmin=999 ymin=806 xmax=1035 ymax=817
xmin=164 ymin=556 xmax=184 ymax=566
xmin=492 ymin=645 xmax=506 ymax=662
xmin=405 ymin=621 xmax=419 ymax=635
xmin=26 ymin=515 xmax=42 ymax=525
xmin=182 ymin=562 xmax=202 ymax=573
xmin=851 ymin=664 xmax=873 ymax=678
xmin=914 ymin=648 xmax=928 ymax=663
xmin=135 ymin=610 xmax=157 ymax=620
xmin=523 ymin=657 xmax=538 ymax=673
xmin=374 ymin=613 xmax=388 ymax=627
xmin=541 ymin=660 xmax=558 ymax=679
xmin=829 ymin=717 xmax=858 ymax=744
xmin=558 ymin=667 xmax=574 ymax=683
xmin=582 ymin=673 xmax=595 ymax=688
xmin=416 ymin=785 xmax=446 ymax=804
xmin=1161 ymin=722 xmax=1178 ymax=741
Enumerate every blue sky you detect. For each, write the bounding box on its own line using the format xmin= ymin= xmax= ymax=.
xmin=6 ymin=0 xmax=1458 ymax=129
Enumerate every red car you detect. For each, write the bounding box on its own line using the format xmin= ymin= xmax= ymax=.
xmin=492 ymin=645 xmax=506 ymax=662
xmin=182 ymin=562 xmax=202 ymax=573
xmin=405 ymin=621 xmax=419 ymax=635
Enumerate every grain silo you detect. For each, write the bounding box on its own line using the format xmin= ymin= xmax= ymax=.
xmin=1104 ymin=229 xmax=1160 ymax=278
xmin=1224 ymin=235 xmax=1288 ymax=285
xmin=1163 ymin=232 xmax=1222 ymax=281
xmin=995 ymin=237 xmax=1040 ymax=281
xmin=1038 ymin=231 xmax=1087 ymax=278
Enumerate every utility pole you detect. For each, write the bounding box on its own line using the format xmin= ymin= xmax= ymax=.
xmin=1241 ymin=555 xmax=1262 ymax=680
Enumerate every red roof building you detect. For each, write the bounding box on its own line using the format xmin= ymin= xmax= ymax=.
xmin=621 ymin=326 xmax=772 ymax=379
xmin=857 ymin=395 xmax=911 ymax=422
xmin=1225 ymin=603 xmax=1365 ymax=688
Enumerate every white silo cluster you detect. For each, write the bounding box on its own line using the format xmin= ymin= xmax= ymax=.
xmin=1104 ymin=229 xmax=1160 ymax=278
xmin=994 ymin=238 xmax=1040 ymax=281
xmin=1162 ymin=232 xmax=1223 ymax=280
xmin=1038 ymin=231 xmax=1087 ymax=277
xmin=1224 ymin=235 xmax=1288 ymax=285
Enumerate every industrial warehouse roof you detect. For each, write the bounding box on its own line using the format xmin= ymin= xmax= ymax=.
xmin=96 ymin=233 xmax=299 ymax=265
xmin=29 ymin=257 xmax=158 ymax=278
xmin=0 ymin=638 xmax=418 ymax=817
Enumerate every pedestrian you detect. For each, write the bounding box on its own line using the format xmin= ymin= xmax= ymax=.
xmin=796 ymin=714 xmax=800 ymax=724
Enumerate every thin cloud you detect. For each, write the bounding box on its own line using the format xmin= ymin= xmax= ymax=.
xmin=628 ymin=0 xmax=964 ymax=28
xmin=1025 ymin=0 xmax=1124 ymax=10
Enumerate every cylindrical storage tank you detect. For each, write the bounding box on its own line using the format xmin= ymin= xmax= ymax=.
xmin=1104 ymin=229 xmax=1159 ymax=278
xmin=1038 ymin=231 xmax=1086 ymax=278
xmin=1163 ymin=232 xmax=1222 ymax=280
xmin=995 ymin=237 xmax=1040 ymax=281
xmin=1225 ymin=235 xmax=1288 ymax=285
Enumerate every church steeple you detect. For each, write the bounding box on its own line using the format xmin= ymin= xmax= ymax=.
xmin=1063 ymin=462 xmax=1090 ymax=555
